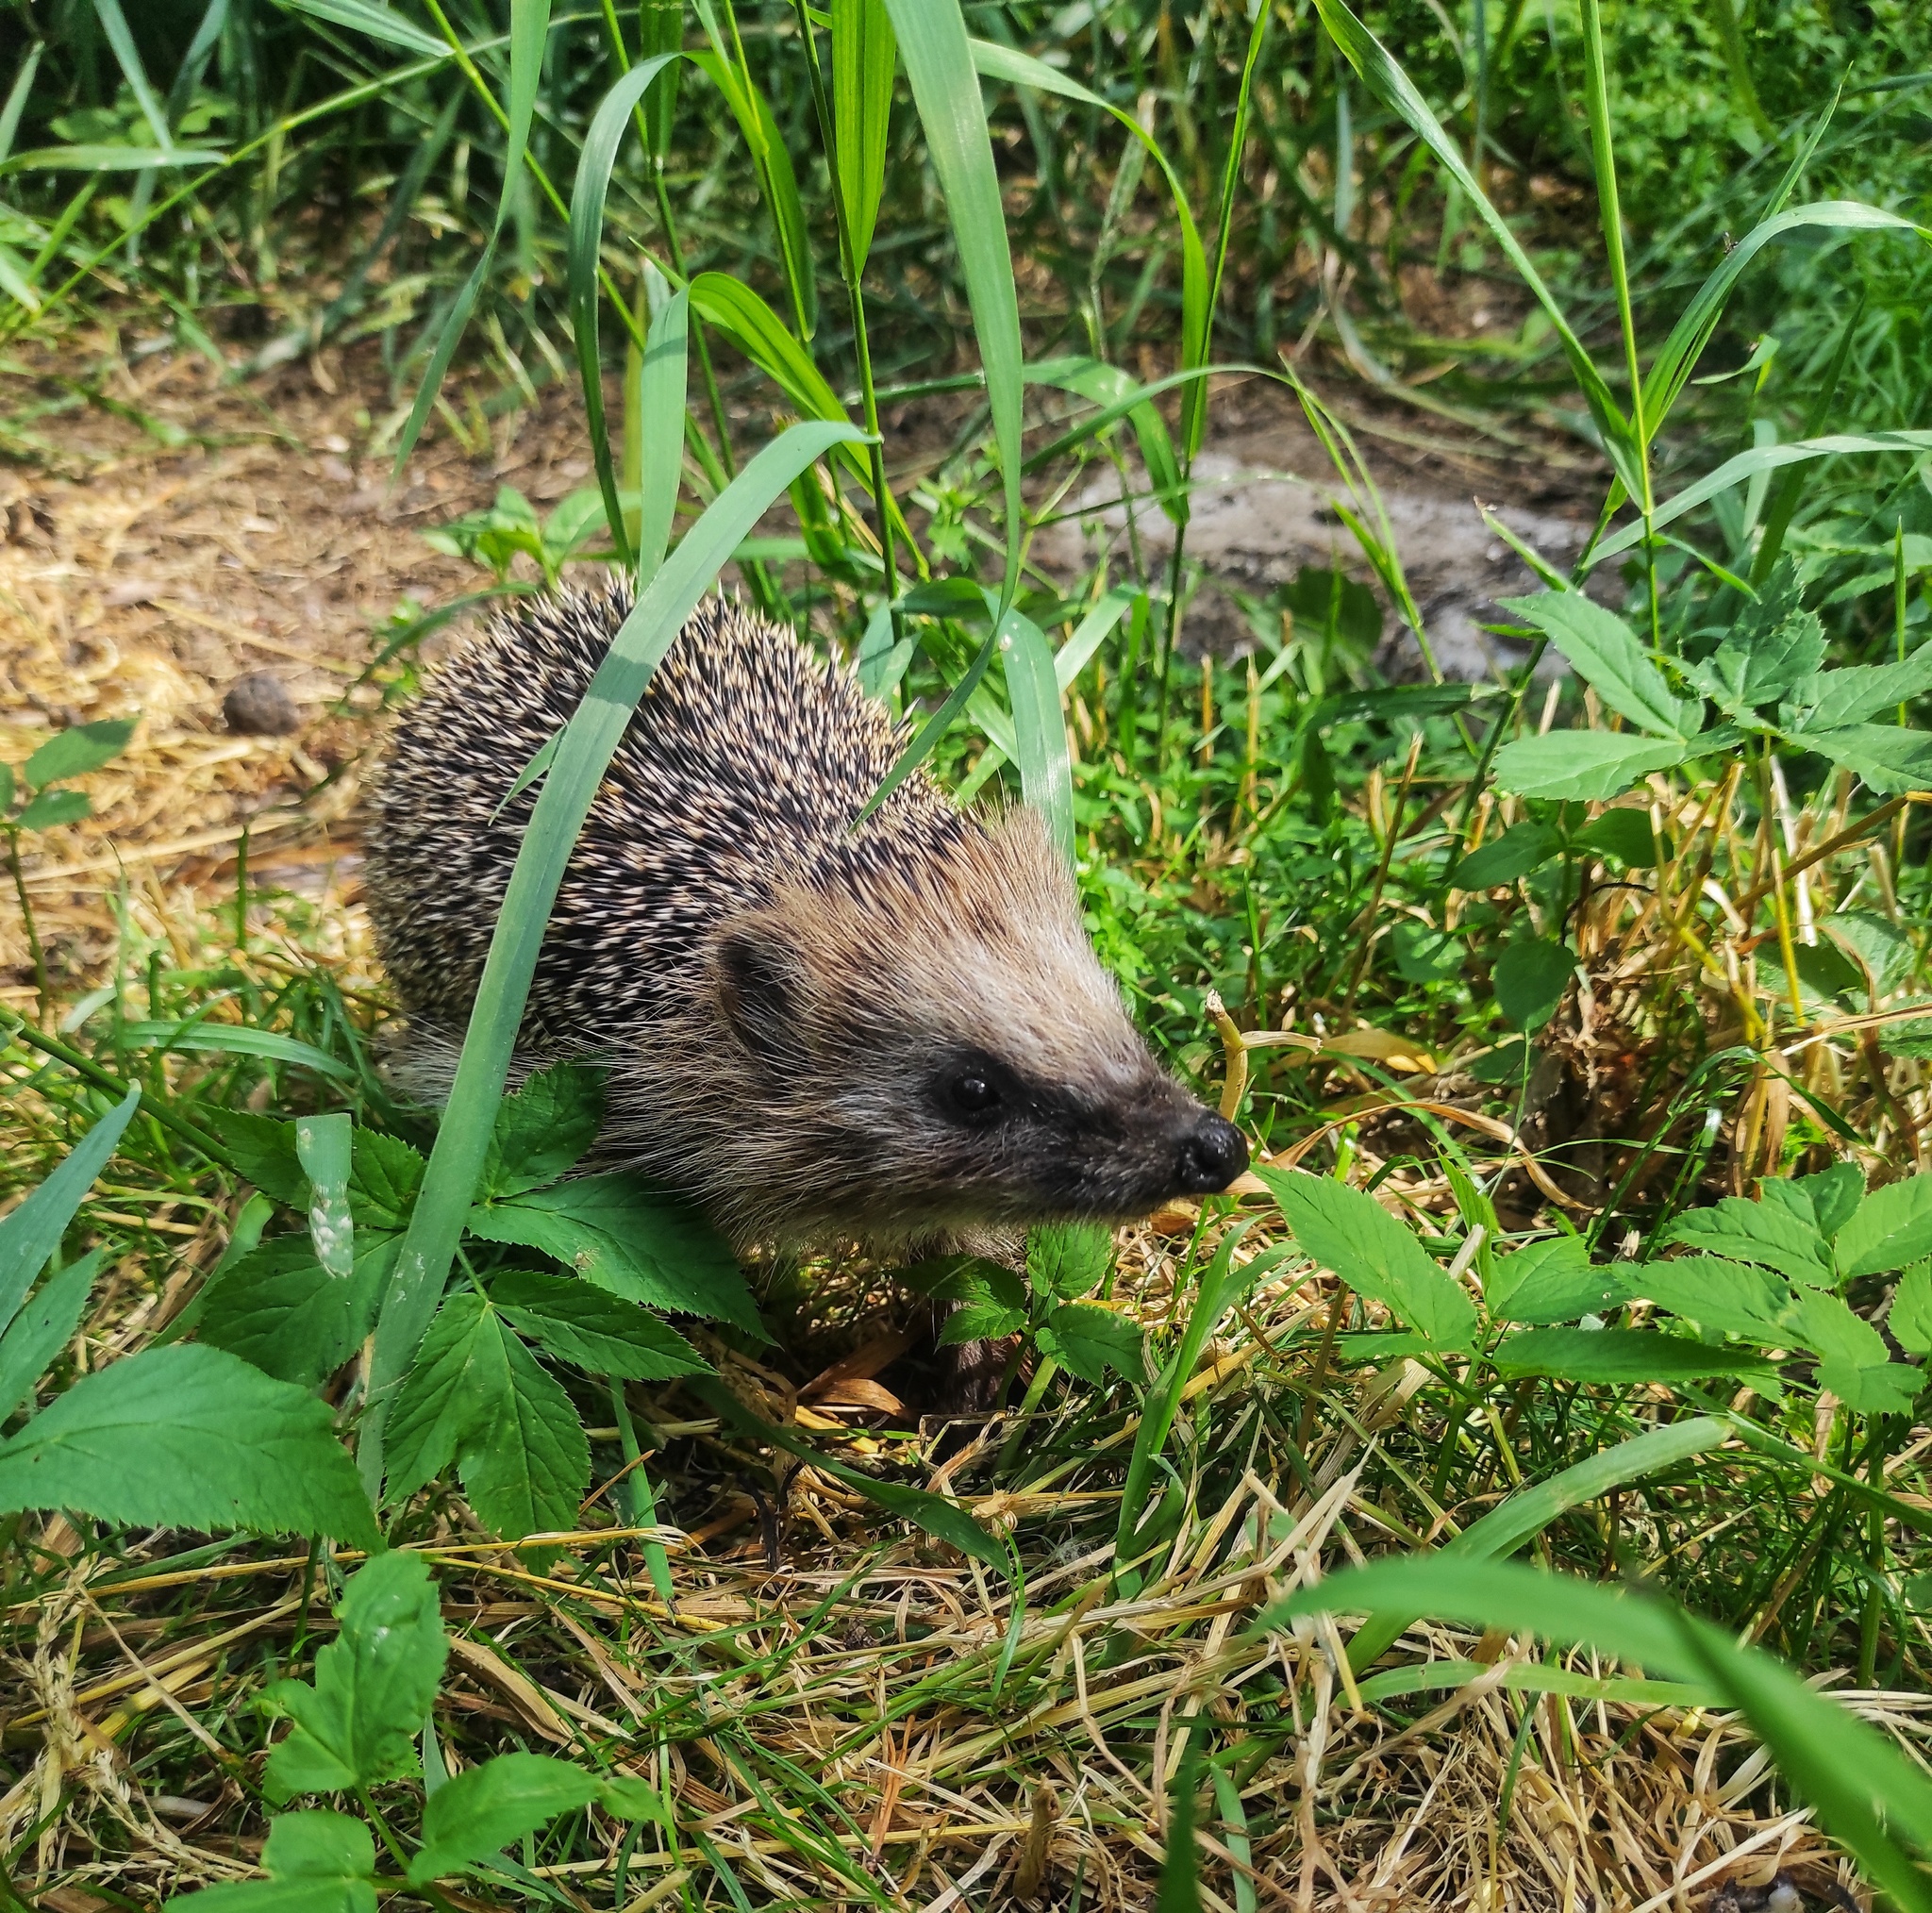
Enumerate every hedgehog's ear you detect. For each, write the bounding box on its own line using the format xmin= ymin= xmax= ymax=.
xmin=713 ymin=919 xmax=809 ymax=1067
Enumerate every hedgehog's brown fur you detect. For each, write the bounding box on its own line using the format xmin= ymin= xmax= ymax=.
xmin=366 ymin=581 xmax=1247 ymax=1251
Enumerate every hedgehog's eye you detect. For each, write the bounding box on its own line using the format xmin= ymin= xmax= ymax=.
xmin=946 ymin=1071 xmax=1002 ymax=1120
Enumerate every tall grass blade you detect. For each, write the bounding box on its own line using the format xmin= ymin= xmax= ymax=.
xmin=885 ymin=0 xmax=1022 ymax=605
xmin=0 ymin=1086 xmax=140 ymax=1332
xmin=1310 ymin=0 xmax=1635 ymax=496
xmin=391 ymin=0 xmax=553 ymax=480
xmin=0 ymin=42 xmax=43 ymax=165
xmin=569 ymin=54 xmax=686 ymax=571
xmin=1346 ymin=1417 xmax=1729 ymax=1671
xmin=1000 ymin=609 xmax=1073 ymax=862
xmin=360 ymin=422 xmax=867 ymax=1500
xmin=90 ymin=0 xmax=173 ymax=148
xmin=832 ymin=0 xmax=895 ymax=269
xmin=1270 ymin=1557 xmax=1932 ymax=1909
xmin=635 ymin=289 xmax=691 ymax=584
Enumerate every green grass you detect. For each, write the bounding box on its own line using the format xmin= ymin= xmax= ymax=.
xmin=6 ymin=0 xmax=1932 ymax=1905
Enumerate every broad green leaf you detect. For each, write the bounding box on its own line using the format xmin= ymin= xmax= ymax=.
xmin=1037 ymin=1302 xmax=1142 ymax=1388
xmin=209 ymin=1109 xmax=307 ymax=1206
xmin=362 ymin=423 xmax=864 ymax=1503
xmin=1492 ymin=732 xmax=1692 ymax=801
xmin=1028 ymin=1223 xmax=1112 ymax=1303
xmin=1630 ymin=1256 xmax=1790 ymax=1340
xmin=0 ymin=1344 xmax=376 ymax=1544
xmin=197 ymin=1234 xmax=398 ymax=1387
xmin=1497 ymin=594 xmax=1701 ymax=740
xmin=348 ymin=1129 xmax=424 ymax=1232
xmin=0 ymin=1245 xmax=108 ymax=1422
xmin=920 ymin=1258 xmax=1027 ymax=1311
xmin=1782 ymin=1286 xmax=1897 ymax=1404
xmin=1662 ymin=1197 xmax=1832 ymax=1286
xmin=483 ymin=1062 xmax=606 ymax=1198
xmin=489 ymin=1269 xmax=708 ymax=1379
xmin=1793 ymin=1160 xmax=1867 ymax=1239
xmin=1799 ymin=723 xmax=1932 ymax=796
xmin=468 ymin=1173 xmax=759 ymax=1334
xmin=1890 ymin=1262 xmax=1932 ymax=1356
xmin=408 ymin=1753 xmax=601 ymax=1885
xmin=23 ymin=715 xmax=136 ymax=787
xmin=0 ymin=1084 xmax=138 ymax=1332
xmin=1484 ymin=1236 xmax=1626 ymax=1325
xmin=114 ymin=1020 xmax=354 ymax=1078
xmin=833 ymin=0 xmax=895 ymax=268
xmin=296 ymin=1113 xmax=354 ymax=1280
xmin=1697 ymin=561 xmax=1824 ymax=714
xmin=1571 ymin=807 xmax=1661 ymax=867
xmin=1494 ymin=939 xmax=1574 ymax=1033
xmin=1258 ymin=1171 xmax=1476 ymax=1352
xmin=1344 ymin=1417 xmax=1729 ymax=1671
xmin=1816 ymin=1356 xmax=1922 ymax=1415
xmin=939 ymin=1301 xmax=1026 ymax=1344
xmin=1493 ymin=1326 xmax=1777 ymax=1384
xmin=384 ymin=1291 xmax=589 ymax=1539
xmin=15 ymin=788 xmax=88 ymax=830
xmin=1837 ymin=1174 xmax=1932 ymax=1277
xmin=1823 ymin=912 xmax=1915 ymax=996
xmin=1268 ymin=1556 xmax=1932 ymax=1905
xmin=171 ymin=1810 xmax=377 ymax=1913
xmin=1786 ymin=646 xmax=1932 ymax=732
xmin=1453 ymin=820 xmax=1560 ymax=889
xmin=264 ymin=1551 xmax=447 ymax=1800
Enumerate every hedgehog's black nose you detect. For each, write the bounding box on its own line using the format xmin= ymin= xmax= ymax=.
xmin=1174 ymin=1113 xmax=1248 ymax=1193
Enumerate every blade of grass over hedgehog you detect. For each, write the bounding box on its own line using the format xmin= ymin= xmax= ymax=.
xmin=1267 ymin=1557 xmax=1932 ymax=1909
xmin=359 ymin=421 xmax=869 ymax=1506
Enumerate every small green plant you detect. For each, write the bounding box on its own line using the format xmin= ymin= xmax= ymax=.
xmin=169 ymin=1551 xmax=662 ymax=1913
xmin=3 ymin=715 xmax=134 ymax=1017
xmin=0 ymin=1089 xmax=373 ymax=1546
xmin=422 ymin=486 xmax=625 ymax=589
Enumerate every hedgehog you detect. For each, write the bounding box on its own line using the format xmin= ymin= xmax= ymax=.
xmin=365 ymin=580 xmax=1249 ymax=1254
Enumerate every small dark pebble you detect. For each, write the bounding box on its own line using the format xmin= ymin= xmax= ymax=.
xmin=223 ymin=672 xmax=301 ymax=735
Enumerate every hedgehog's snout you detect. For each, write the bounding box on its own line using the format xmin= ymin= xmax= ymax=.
xmin=1173 ymin=1110 xmax=1248 ymax=1194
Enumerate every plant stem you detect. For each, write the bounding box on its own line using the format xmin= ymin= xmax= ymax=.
xmin=6 ymin=829 xmax=49 ymax=1024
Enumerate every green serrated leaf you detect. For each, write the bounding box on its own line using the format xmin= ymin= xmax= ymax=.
xmin=483 ymin=1063 xmax=606 ymax=1198
xmin=1484 ymin=1236 xmax=1626 ymax=1325
xmin=467 ymin=1173 xmax=761 ymax=1336
xmin=1028 ymin=1223 xmax=1113 ymax=1302
xmin=170 ymin=1809 xmax=376 ymax=1913
xmin=1784 ymin=642 xmax=1932 ymax=732
xmin=1890 ymin=1262 xmax=1932 ymax=1356
xmin=1493 ymin=732 xmax=1692 ymax=801
xmin=1837 ymin=1175 xmax=1932 ymax=1277
xmin=209 ymin=1109 xmax=308 ymax=1206
xmin=296 ymin=1114 xmax=354 ymax=1281
xmin=1571 ymin=807 xmax=1660 ymax=868
xmin=1663 ymin=1197 xmax=1832 ymax=1286
xmin=1494 ymin=938 xmax=1574 ymax=1033
xmin=1497 ymin=593 xmax=1702 ymax=739
xmin=264 ymin=1552 xmax=447 ymax=1801
xmin=24 ymin=715 xmax=137 ymax=788
xmin=939 ymin=1302 xmax=1027 ymax=1344
xmin=197 ymin=1234 xmax=398 ymax=1387
xmin=349 ymin=1129 xmax=425 ymax=1232
xmin=490 ymin=1269 xmax=708 ymax=1380
xmin=1258 ymin=1170 xmax=1476 ymax=1352
xmin=1493 ymin=1326 xmax=1779 ymax=1385
xmin=1628 ymin=1256 xmax=1790 ymax=1340
xmin=1782 ymin=1287 xmax=1888 ymax=1369
xmin=1799 ymin=724 xmax=1932 ymax=796
xmin=16 ymin=787 xmax=90 ymax=830
xmin=0 ymin=1344 xmax=376 ymax=1543
xmin=1038 ymin=1301 xmax=1142 ymax=1386
xmin=1453 ymin=821 xmax=1561 ymax=890
xmin=408 ymin=1753 xmax=599 ymax=1885
xmin=384 ymin=1292 xmax=588 ymax=1539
